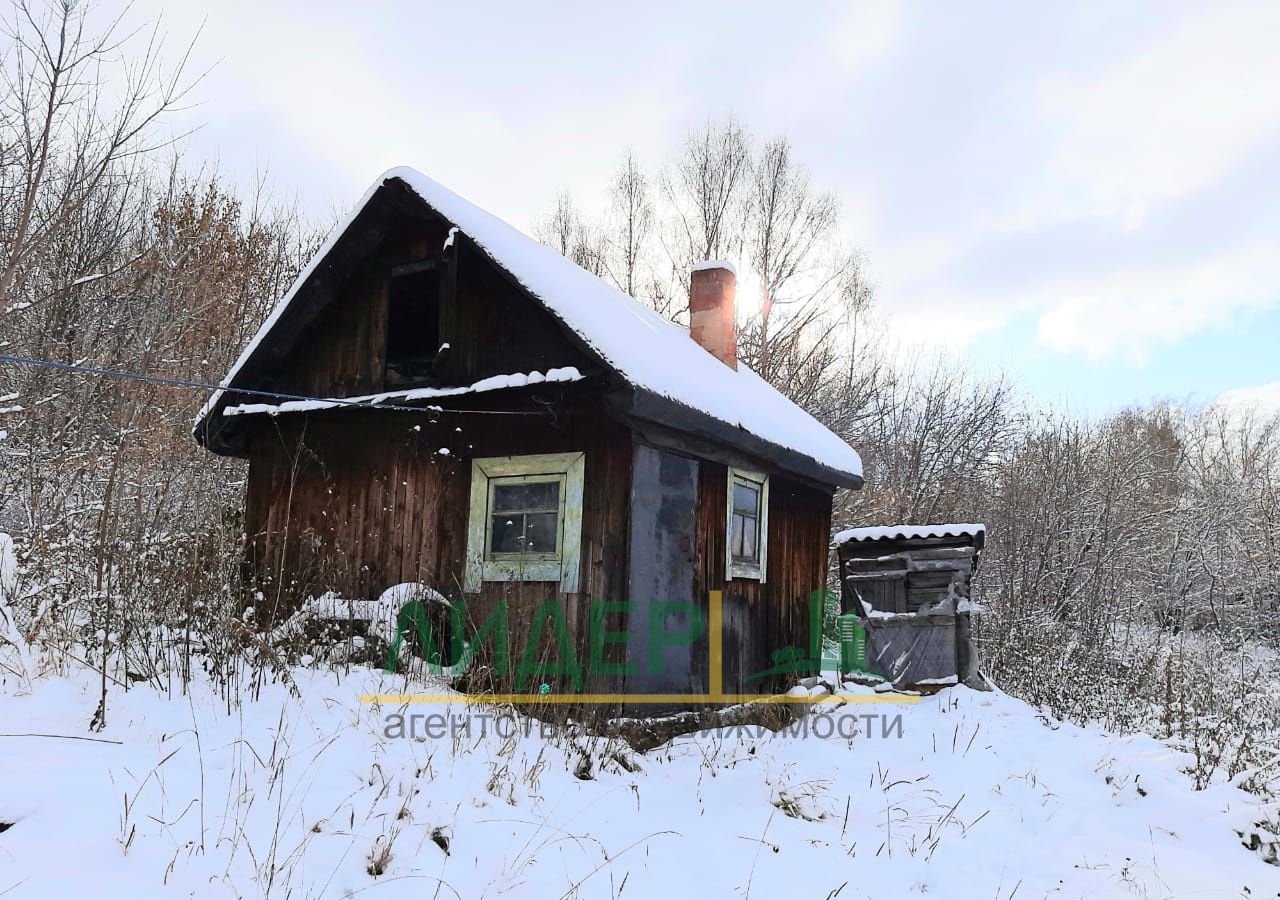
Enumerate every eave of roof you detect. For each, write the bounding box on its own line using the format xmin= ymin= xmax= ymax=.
xmin=834 ymin=523 xmax=986 ymax=544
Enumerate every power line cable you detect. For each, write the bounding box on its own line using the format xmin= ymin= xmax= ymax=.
xmin=0 ymin=353 xmax=553 ymax=417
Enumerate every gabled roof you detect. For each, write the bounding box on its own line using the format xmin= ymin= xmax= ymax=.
xmin=196 ymin=167 xmax=863 ymax=488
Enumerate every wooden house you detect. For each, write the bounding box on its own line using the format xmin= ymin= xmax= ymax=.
xmin=195 ymin=167 xmax=864 ymax=697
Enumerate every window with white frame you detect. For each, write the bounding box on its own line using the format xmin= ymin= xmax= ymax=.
xmin=465 ymin=452 xmax=584 ymax=591
xmin=726 ymin=467 xmax=768 ymax=582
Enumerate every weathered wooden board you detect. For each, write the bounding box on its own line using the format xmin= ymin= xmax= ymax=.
xmin=844 ymin=573 xmax=907 ymax=614
xmin=242 ymin=401 xmax=632 ymax=692
xmin=839 ymin=534 xmax=979 ymax=615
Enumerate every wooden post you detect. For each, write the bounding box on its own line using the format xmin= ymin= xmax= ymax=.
xmin=709 ymin=589 xmax=723 ymax=698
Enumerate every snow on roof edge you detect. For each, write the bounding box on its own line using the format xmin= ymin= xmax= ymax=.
xmin=196 ymin=167 xmax=862 ymax=483
xmin=691 ymin=259 xmax=737 ymax=277
xmin=222 ymin=367 xmax=583 ymax=417
xmin=834 ymin=523 xmax=985 ymax=544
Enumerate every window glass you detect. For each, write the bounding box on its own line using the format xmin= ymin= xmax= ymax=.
xmin=731 ymin=478 xmax=761 ymax=563
xmin=493 ymin=481 xmax=559 ymax=513
xmin=488 ymin=480 xmax=560 ymax=556
xmin=523 ymin=511 xmax=559 ymax=553
xmin=489 ymin=515 xmax=525 ymax=553
xmin=740 ymin=515 xmax=757 ymax=559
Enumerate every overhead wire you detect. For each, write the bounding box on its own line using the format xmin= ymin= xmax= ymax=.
xmin=0 ymin=353 xmax=553 ymax=418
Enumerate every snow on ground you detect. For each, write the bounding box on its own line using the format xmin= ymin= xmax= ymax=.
xmin=1 ymin=667 xmax=1277 ymax=898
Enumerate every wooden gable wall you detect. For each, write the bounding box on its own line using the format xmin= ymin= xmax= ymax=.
xmin=255 ymin=190 xmax=596 ymax=407
xmin=442 ymin=239 xmax=593 ymax=384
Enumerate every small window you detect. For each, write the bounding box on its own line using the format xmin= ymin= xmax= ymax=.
xmin=730 ymin=480 xmax=761 ymax=562
xmin=488 ymin=477 xmax=563 ymax=558
xmin=726 ymin=467 xmax=768 ymax=582
xmin=465 ymin=453 xmax=585 ymax=591
xmin=386 ymin=261 xmax=441 ymax=385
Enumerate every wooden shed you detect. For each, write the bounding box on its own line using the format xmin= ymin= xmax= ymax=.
xmin=195 ymin=167 xmax=864 ymax=701
xmin=835 ymin=524 xmax=986 ymax=689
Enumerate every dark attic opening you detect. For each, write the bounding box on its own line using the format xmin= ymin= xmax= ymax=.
xmin=386 ymin=259 xmax=442 ymax=386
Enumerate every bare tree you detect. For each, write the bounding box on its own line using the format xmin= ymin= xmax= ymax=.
xmin=533 ymin=189 xmax=605 ymax=276
xmin=0 ymin=1 xmax=315 ymax=726
xmin=737 ymin=136 xmax=872 ymax=404
xmin=742 ymin=137 xmax=837 ymax=358
xmin=661 ymin=118 xmax=750 ymax=266
xmin=535 ymin=121 xmax=877 ymax=411
xmin=0 ymin=0 xmax=201 ymax=312
xmin=603 ymin=150 xmax=652 ymax=299
xmin=838 ymin=356 xmax=1018 ymax=527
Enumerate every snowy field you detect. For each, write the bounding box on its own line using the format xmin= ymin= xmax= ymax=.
xmin=2 ymin=668 xmax=1277 ymax=899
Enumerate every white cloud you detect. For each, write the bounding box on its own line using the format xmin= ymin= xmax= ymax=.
xmin=882 ymin=304 xmax=1007 ymax=352
xmin=828 ymin=1 xmax=903 ymax=70
xmin=1037 ymin=2 xmax=1280 ymax=225
xmin=134 ymin=0 xmax=692 ymax=228
xmin=116 ymin=0 xmax=1278 ymax=398
xmin=867 ymin=2 xmax=1280 ymax=365
xmin=870 ymin=236 xmax=1023 ymax=352
xmin=1034 ymin=242 xmax=1280 ymax=363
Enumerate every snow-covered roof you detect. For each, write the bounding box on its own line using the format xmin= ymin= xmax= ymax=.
xmin=197 ymin=167 xmax=862 ymax=485
xmin=834 ymin=523 xmax=985 ymax=544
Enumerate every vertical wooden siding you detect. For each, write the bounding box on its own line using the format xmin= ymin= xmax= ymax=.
xmin=692 ymin=460 xmax=834 ymax=694
xmin=266 ymin=220 xmax=446 ymax=400
xmin=243 ymin=406 xmax=632 ymax=688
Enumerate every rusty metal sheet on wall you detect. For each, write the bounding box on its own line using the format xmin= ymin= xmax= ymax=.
xmin=625 ymin=444 xmax=700 ymax=697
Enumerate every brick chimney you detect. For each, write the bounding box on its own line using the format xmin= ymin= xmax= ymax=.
xmin=688 ymin=260 xmax=737 ymax=369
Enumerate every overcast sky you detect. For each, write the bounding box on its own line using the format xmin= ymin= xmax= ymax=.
xmin=134 ymin=0 xmax=1279 ymax=414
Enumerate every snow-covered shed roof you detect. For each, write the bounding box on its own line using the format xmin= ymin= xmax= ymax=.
xmin=196 ymin=167 xmax=863 ymax=488
xmin=834 ymin=524 xmax=985 ymax=545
